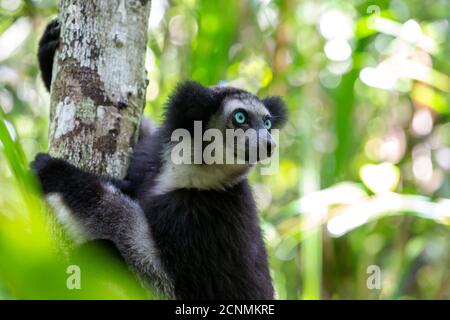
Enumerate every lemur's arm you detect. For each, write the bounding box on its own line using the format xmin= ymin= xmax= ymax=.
xmin=32 ymin=153 xmax=148 ymax=255
xmin=32 ymin=153 xmax=170 ymax=293
xmin=35 ymin=21 xmax=168 ymax=292
xmin=38 ymin=19 xmax=60 ymax=91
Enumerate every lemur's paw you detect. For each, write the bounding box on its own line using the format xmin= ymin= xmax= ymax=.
xmin=31 ymin=152 xmax=52 ymax=172
xmin=31 ymin=153 xmax=74 ymax=194
xmin=38 ymin=19 xmax=61 ymax=91
xmin=31 ymin=153 xmax=61 ymax=174
xmin=39 ymin=19 xmax=60 ymax=49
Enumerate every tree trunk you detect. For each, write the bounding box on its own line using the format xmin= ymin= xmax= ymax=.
xmin=49 ymin=0 xmax=151 ymax=178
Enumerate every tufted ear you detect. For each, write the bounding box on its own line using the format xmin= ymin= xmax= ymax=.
xmin=262 ymin=96 xmax=288 ymax=129
xmin=164 ymin=81 xmax=217 ymax=131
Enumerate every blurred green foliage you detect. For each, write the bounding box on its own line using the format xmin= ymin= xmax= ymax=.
xmin=0 ymin=0 xmax=449 ymax=299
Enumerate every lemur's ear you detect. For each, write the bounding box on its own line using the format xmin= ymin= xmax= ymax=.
xmin=262 ymin=96 xmax=288 ymax=129
xmin=165 ymin=81 xmax=217 ymax=131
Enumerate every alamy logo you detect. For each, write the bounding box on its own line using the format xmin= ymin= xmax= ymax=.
xmin=366 ymin=265 xmax=381 ymax=290
xmin=170 ymin=121 xmax=281 ymax=175
xmin=66 ymin=265 xmax=81 ymax=290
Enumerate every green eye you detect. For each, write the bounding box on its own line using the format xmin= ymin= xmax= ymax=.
xmin=264 ymin=118 xmax=272 ymax=129
xmin=234 ymin=111 xmax=246 ymax=124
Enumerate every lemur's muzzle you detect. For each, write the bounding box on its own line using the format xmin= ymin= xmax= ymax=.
xmin=256 ymin=130 xmax=276 ymax=161
xmin=237 ymin=129 xmax=276 ymax=163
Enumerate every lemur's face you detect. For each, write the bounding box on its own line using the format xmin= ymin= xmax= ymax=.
xmin=209 ymin=96 xmax=277 ymax=164
xmin=164 ymin=81 xmax=287 ymax=166
xmin=155 ymin=81 xmax=287 ymax=192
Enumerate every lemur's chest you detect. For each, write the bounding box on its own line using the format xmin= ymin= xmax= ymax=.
xmin=143 ymin=184 xmax=260 ymax=255
xmin=147 ymin=187 xmax=253 ymax=228
xmin=141 ymin=183 xmax=272 ymax=299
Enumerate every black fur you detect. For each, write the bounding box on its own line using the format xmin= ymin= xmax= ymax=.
xmin=34 ymin=20 xmax=288 ymax=299
xmin=38 ymin=19 xmax=60 ymax=91
xmin=32 ymin=154 xmax=134 ymax=239
xmin=262 ymin=96 xmax=288 ymax=129
xmin=125 ymin=109 xmax=276 ymax=298
xmin=163 ymin=81 xmax=216 ymax=133
xmin=142 ymin=183 xmax=273 ymax=299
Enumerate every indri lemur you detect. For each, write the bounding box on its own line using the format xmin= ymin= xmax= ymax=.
xmin=34 ymin=20 xmax=287 ymax=299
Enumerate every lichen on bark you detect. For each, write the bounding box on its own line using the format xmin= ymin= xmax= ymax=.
xmin=49 ymin=0 xmax=151 ymax=178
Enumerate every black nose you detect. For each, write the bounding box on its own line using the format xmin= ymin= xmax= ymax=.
xmin=266 ymin=139 xmax=273 ymax=155
xmin=255 ymin=140 xmax=273 ymax=162
xmin=256 ymin=132 xmax=276 ymax=161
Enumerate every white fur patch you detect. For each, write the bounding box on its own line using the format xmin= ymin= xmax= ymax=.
xmin=223 ymin=98 xmax=268 ymax=119
xmin=46 ymin=193 xmax=87 ymax=245
xmin=152 ymin=147 xmax=250 ymax=195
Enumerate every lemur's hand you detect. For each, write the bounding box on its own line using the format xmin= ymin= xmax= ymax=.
xmin=31 ymin=153 xmax=144 ymax=245
xmin=32 ymin=153 xmax=113 ymax=241
xmin=38 ymin=19 xmax=60 ymax=91
xmin=32 ymin=153 xmax=82 ymax=194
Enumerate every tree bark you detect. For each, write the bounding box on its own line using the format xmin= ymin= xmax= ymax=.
xmin=49 ymin=0 xmax=151 ymax=178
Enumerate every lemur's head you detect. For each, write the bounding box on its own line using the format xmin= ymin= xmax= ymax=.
xmin=156 ymin=81 xmax=287 ymax=192
xmin=163 ymin=81 xmax=287 ymax=161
